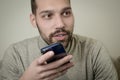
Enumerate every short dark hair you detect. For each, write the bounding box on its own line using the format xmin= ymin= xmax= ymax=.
xmin=31 ymin=0 xmax=37 ymax=14
xmin=31 ymin=0 xmax=70 ymax=15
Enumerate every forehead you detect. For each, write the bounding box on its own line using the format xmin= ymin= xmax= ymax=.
xmin=36 ymin=0 xmax=71 ymax=12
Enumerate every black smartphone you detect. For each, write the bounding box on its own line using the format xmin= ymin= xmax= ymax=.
xmin=41 ymin=42 xmax=67 ymax=63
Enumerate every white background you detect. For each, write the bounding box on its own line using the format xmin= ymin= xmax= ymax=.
xmin=0 ymin=0 xmax=120 ymax=60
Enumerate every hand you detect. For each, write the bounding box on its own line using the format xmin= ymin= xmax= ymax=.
xmin=20 ymin=51 xmax=74 ymax=80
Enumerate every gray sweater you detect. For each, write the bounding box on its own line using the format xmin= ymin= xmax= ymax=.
xmin=0 ymin=34 xmax=118 ymax=80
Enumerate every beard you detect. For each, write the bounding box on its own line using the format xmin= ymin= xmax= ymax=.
xmin=36 ymin=23 xmax=73 ymax=47
xmin=49 ymin=28 xmax=72 ymax=46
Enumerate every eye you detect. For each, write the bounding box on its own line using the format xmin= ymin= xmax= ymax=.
xmin=42 ymin=13 xmax=53 ymax=20
xmin=62 ymin=10 xmax=71 ymax=17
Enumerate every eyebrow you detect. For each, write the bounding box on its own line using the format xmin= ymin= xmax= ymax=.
xmin=39 ymin=10 xmax=53 ymax=15
xmin=39 ymin=7 xmax=72 ymax=15
xmin=62 ymin=7 xmax=71 ymax=11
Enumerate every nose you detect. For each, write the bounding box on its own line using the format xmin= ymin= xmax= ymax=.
xmin=55 ymin=15 xmax=65 ymax=29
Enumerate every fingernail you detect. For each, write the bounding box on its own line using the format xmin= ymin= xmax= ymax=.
xmin=49 ymin=51 xmax=54 ymax=56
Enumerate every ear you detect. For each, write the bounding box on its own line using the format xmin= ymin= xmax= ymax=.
xmin=30 ymin=13 xmax=37 ymax=28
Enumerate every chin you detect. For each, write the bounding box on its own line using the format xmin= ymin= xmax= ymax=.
xmin=51 ymin=37 xmax=69 ymax=47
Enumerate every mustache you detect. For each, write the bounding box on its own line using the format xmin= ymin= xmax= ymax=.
xmin=49 ymin=28 xmax=70 ymax=37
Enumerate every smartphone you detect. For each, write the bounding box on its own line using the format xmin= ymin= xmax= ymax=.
xmin=41 ymin=42 xmax=67 ymax=63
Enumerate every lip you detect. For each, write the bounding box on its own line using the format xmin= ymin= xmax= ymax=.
xmin=53 ymin=32 xmax=67 ymax=41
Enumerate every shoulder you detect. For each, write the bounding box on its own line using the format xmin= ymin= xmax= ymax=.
xmin=4 ymin=36 xmax=40 ymax=58
xmin=8 ymin=36 xmax=41 ymax=52
xmin=13 ymin=36 xmax=40 ymax=48
xmin=72 ymin=34 xmax=102 ymax=48
xmin=72 ymin=34 xmax=106 ymax=58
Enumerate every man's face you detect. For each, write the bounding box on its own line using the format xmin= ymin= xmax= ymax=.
xmin=31 ymin=0 xmax=74 ymax=47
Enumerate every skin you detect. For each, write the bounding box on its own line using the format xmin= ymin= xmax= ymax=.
xmin=20 ymin=0 xmax=74 ymax=80
xmin=30 ymin=0 xmax=74 ymax=48
xmin=20 ymin=51 xmax=73 ymax=80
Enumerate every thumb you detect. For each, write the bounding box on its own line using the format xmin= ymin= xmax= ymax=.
xmin=37 ymin=51 xmax=54 ymax=65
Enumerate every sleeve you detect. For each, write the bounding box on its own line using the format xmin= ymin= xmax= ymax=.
xmin=92 ymin=42 xmax=118 ymax=80
xmin=0 ymin=45 xmax=22 ymax=80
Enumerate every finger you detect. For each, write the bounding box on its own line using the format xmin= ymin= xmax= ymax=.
xmin=45 ymin=69 xmax=67 ymax=80
xmin=56 ymin=62 xmax=74 ymax=72
xmin=43 ymin=55 xmax=73 ymax=70
xmin=39 ymin=62 xmax=74 ymax=78
xmin=37 ymin=51 xmax=54 ymax=65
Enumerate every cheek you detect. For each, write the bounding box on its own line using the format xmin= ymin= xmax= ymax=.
xmin=37 ymin=20 xmax=53 ymax=37
xmin=64 ymin=17 xmax=74 ymax=30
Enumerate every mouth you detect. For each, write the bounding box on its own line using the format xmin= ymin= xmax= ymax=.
xmin=53 ymin=32 xmax=68 ymax=41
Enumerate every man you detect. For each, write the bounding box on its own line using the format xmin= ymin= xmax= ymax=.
xmin=114 ymin=56 xmax=120 ymax=80
xmin=0 ymin=0 xmax=118 ymax=80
